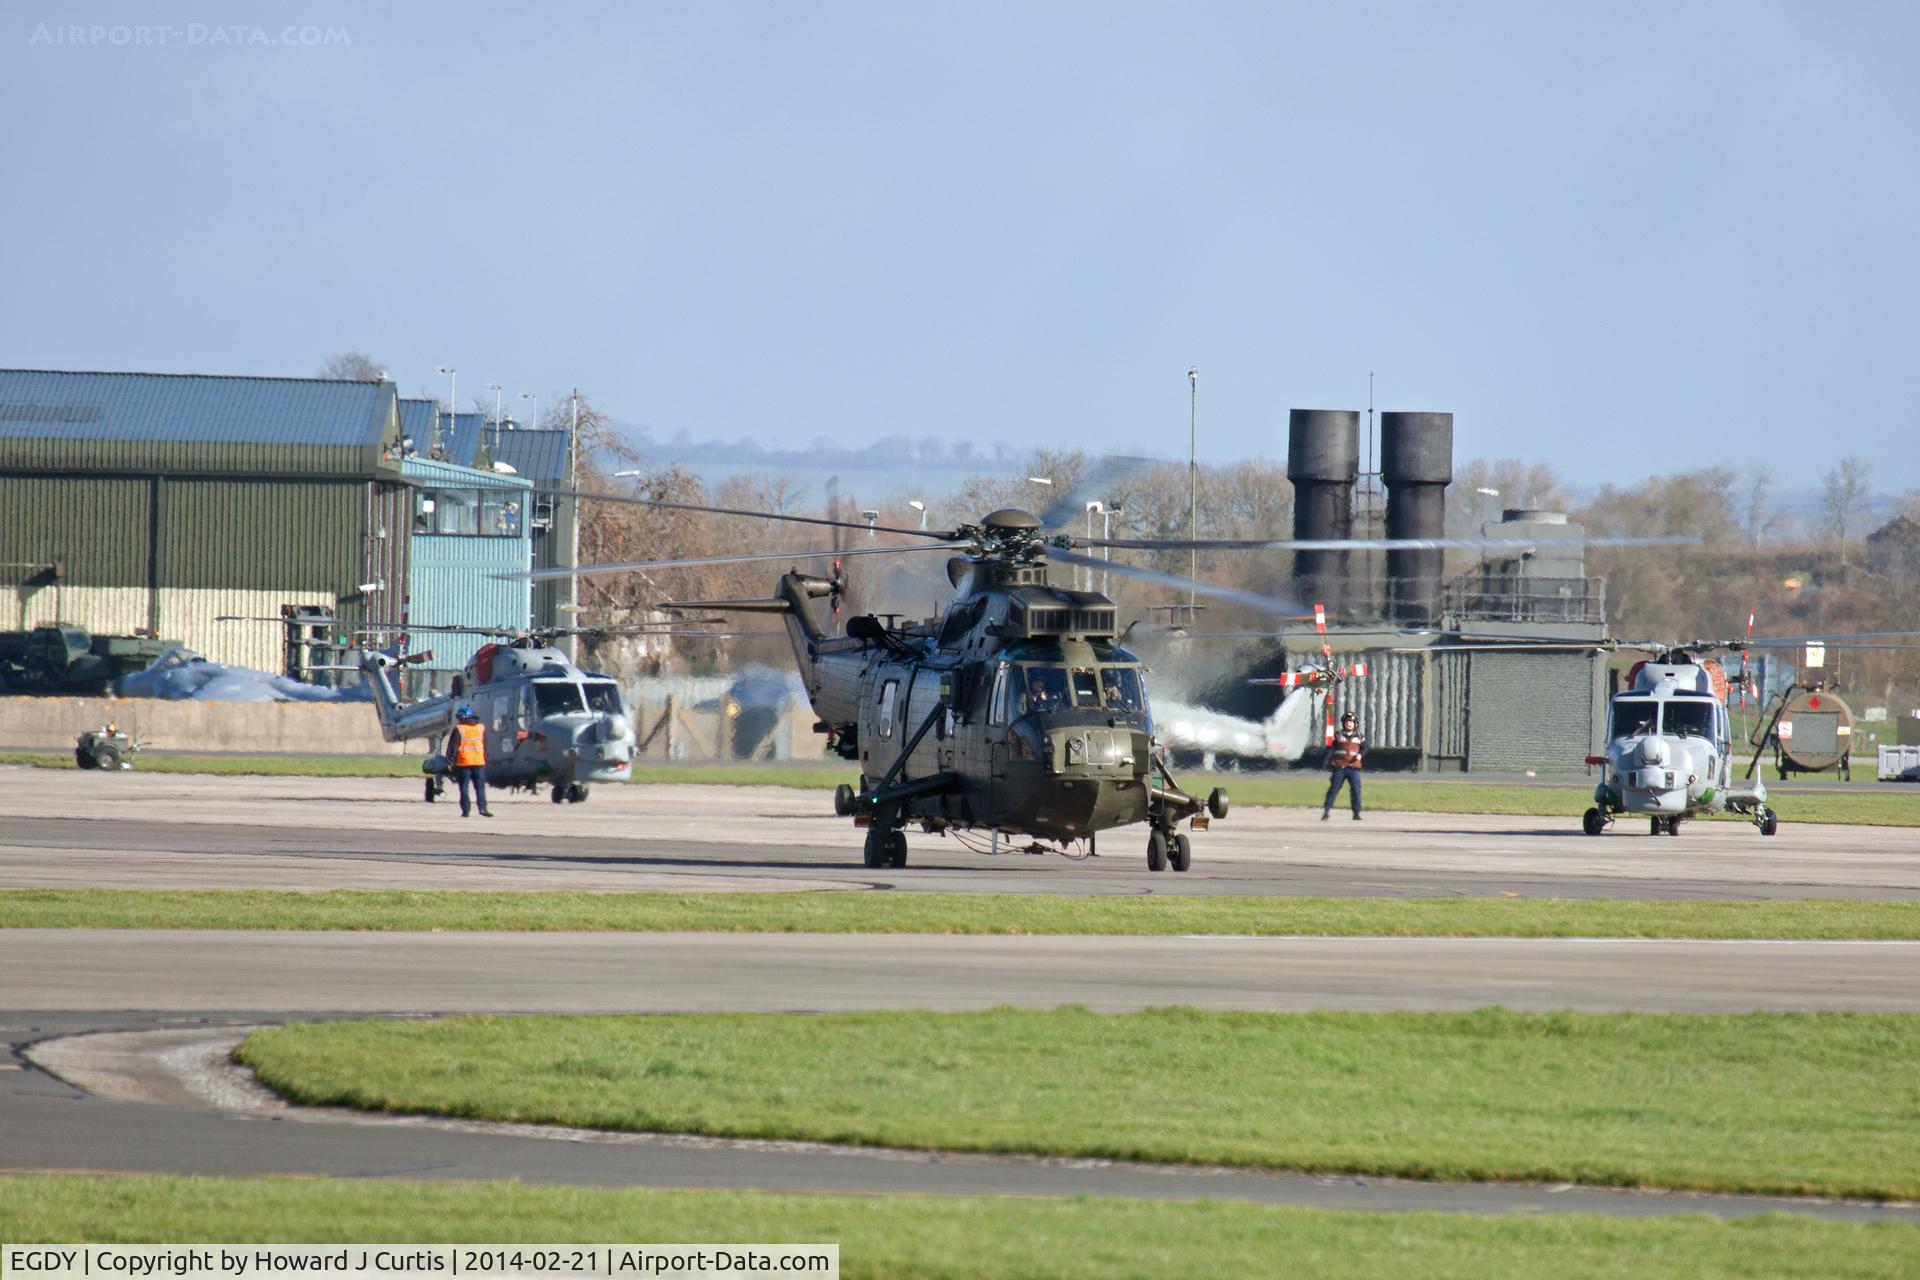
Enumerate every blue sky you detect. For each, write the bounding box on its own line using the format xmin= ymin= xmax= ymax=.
xmin=3 ymin=1 xmax=1915 ymax=488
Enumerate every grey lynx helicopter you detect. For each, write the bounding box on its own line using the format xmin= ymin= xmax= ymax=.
xmin=1405 ymin=623 xmax=1920 ymax=837
xmin=525 ymin=473 xmax=1692 ymax=871
xmin=220 ymin=614 xmax=713 ymax=803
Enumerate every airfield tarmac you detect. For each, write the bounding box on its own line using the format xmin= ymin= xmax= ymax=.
xmin=4 ymin=768 xmax=1918 ymax=899
xmin=5 ymin=766 xmax=1918 ymax=1220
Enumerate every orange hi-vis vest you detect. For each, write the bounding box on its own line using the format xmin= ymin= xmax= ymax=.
xmin=454 ymin=721 xmax=486 ymax=767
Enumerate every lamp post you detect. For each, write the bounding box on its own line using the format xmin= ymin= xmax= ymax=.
xmin=1475 ymin=486 xmax=1500 ymax=529
xmin=1187 ymin=366 xmax=1198 ymax=619
xmin=485 ymin=383 xmax=502 ymax=453
xmin=567 ymin=389 xmax=580 ymax=660
xmin=908 ymin=499 xmax=928 ymax=530
xmin=519 ymin=391 xmax=538 ymax=431
xmin=435 ymin=365 xmax=456 ymax=455
xmin=1102 ymin=504 xmax=1122 ymax=595
xmin=1084 ymin=501 xmax=1102 ymax=591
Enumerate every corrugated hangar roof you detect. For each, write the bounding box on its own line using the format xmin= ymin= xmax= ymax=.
xmin=0 ymin=368 xmax=400 ymax=476
xmin=398 ymin=397 xmax=438 ymax=448
xmin=444 ymin=411 xmax=487 ymax=466
xmin=489 ymin=427 xmax=570 ymax=483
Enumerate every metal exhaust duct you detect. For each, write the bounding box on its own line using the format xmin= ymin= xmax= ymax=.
xmin=1381 ymin=410 xmax=1453 ymax=623
xmin=1286 ymin=409 xmax=1359 ymax=616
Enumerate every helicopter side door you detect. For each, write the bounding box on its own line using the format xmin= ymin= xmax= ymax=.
xmin=984 ymin=661 xmax=1012 ymax=816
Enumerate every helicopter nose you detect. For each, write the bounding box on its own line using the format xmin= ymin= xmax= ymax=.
xmin=1639 ymin=737 xmax=1668 ymax=766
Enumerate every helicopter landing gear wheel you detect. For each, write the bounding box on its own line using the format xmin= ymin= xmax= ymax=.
xmin=888 ymin=829 xmax=908 ymax=869
xmin=1168 ymin=831 xmax=1192 ymax=873
xmin=1583 ymin=807 xmax=1605 ymax=836
xmin=424 ymin=777 xmax=437 ymax=803
xmin=833 ymin=783 xmax=855 ymax=817
xmin=1649 ymin=817 xmax=1665 ymax=836
xmin=550 ymin=785 xmax=566 ymax=804
xmin=1760 ymin=808 xmax=1779 ymax=836
xmin=567 ymin=784 xmax=588 ymax=803
xmin=1146 ymin=829 xmax=1168 ymax=872
xmin=863 ymin=825 xmax=888 ymax=869
xmin=1666 ymin=816 xmax=1681 ymax=836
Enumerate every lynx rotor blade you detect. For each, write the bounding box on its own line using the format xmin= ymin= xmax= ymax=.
xmin=1080 ymin=534 xmax=1701 ymax=552
xmin=501 ymin=542 xmax=954 ymax=583
xmin=551 ymin=487 xmax=957 ymax=540
xmin=1047 ymin=546 xmax=1313 ymax=619
xmin=216 ymin=615 xmax=521 ymax=637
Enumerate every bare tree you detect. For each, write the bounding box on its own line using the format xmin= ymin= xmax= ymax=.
xmin=1821 ymin=456 xmax=1872 ymax=541
xmin=319 ymin=351 xmax=385 ymax=381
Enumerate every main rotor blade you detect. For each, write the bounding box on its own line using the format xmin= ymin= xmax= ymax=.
xmin=1035 ymin=455 xmax=1155 ymax=532
xmin=216 ymin=615 xmax=716 ymax=637
xmin=501 ymin=542 xmax=954 ymax=583
xmin=1082 ymin=534 xmax=1701 ymax=552
xmin=550 ymin=487 xmax=956 ymax=540
xmin=216 ymin=615 xmax=520 ymax=637
xmin=1047 ymin=546 xmax=1313 ymax=619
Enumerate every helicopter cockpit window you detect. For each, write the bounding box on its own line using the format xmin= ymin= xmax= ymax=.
xmin=1662 ymin=700 xmax=1715 ymax=740
xmin=1070 ymin=667 xmax=1100 ymax=706
xmin=1022 ymin=666 xmax=1068 ymax=713
xmin=1611 ymin=699 xmax=1656 ymax=740
xmin=583 ymin=681 xmax=623 ymax=714
xmin=1100 ymin=667 xmax=1144 ymax=713
xmin=533 ymin=681 xmax=586 ymax=716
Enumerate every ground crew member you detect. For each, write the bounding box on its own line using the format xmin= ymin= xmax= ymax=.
xmin=1322 ymin=710 xmax=1364 ymax=821
xmin=447 ymin=704 xmax=492 ymax=818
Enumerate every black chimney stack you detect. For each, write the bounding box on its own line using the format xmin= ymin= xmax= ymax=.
xmin=1381 ymin=411 xmax=1454 ymax=623
xmin=1286 ymin=409 xmax=1359 ymax=616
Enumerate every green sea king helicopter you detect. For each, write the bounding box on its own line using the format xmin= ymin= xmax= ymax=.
xmin=523 ymin=473 xmax=1690 ymax=871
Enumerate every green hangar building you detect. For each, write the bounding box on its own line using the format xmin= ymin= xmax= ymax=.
xmin=0 ymin=368 xmax=414 ymax=674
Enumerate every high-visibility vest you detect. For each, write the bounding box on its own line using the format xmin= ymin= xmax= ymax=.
xmin=454 ymin=721 xmax=486 ymax=767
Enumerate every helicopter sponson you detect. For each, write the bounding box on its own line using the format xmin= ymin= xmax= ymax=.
xmin=1583 ymin=650 xmax=1776 ymax=837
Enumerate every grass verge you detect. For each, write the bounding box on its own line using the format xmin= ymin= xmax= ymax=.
xmin=235 ymin=1008 xmax=1920 ymax=1201
xmin=5 ymin=889 xmax=1917 ymax=938
xmin=5 ymin=751 xmax=1917 ymax=825
xmin=3 ymin=1176 xmax=1915 ymax=1279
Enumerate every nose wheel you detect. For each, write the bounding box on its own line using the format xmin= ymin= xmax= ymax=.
xmin=1582 ymin=807 xmax=1606 ymax=835
xmin=864 ymin=825 xmax=907 ymax=869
